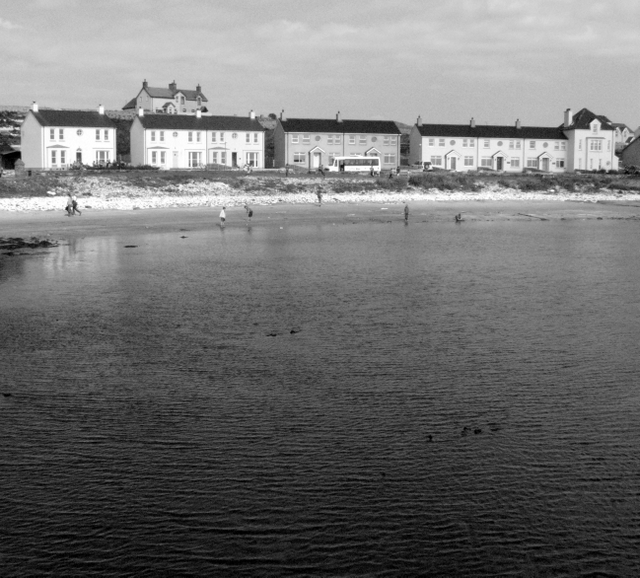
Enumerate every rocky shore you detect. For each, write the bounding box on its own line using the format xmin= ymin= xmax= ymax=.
xmin=2 ymin=176 xmax=640 ymax=212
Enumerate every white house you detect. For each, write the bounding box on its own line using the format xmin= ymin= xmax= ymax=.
xmin=21 ymin=102 xmax=117 ymax=169
xmin=409 ymin=107 xmax=618 ymax=173
xmin=123 ymin=80 xmax=209 ymax=115
xmin=130 ymin=108 xmax=265 ymax=169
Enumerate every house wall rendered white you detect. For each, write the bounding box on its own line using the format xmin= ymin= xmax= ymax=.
xmin=20 ymin=113 xmax=44 ymax=169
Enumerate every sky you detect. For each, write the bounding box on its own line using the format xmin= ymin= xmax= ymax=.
xmin=2 ymin=0 xmax=639 ymax=127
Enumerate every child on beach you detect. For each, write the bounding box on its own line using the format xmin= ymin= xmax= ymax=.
xmin=219 ymin=206 xmax=226 ymax=227
xmin=244 ymin=204 xmax=253 ymax=224
xmin=65 ymin=194 xmax=74 ymax=217
xmin=71 ymin=194 xmax=81 ymax=216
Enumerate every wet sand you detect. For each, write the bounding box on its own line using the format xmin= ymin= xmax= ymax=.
xmin=1 ymin=199 xmax=640 ymax=241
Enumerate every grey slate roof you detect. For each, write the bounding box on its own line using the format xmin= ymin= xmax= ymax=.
xmin=564 ymin=108 xmax=614 ymax=131
xmin=123 ymin=84 xmax=209 ymax=109
xmin=136 ymin=114 xmax=265 ymax=131
xmin=415 ymin=123 xmax=567 ymax=140
xmin=280 ymin=118 xmax=401 ymax=135
xmin=30 ymin=110 xmax=116 ymax=128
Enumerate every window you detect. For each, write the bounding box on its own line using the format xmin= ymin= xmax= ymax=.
xmin=383 ymin=153 xmax=396 ymax=164
xmin=607 ymin=140 xmax=610 ymax=151
xmin=188 ymin=132 xmax=193 ymax=142
xmin=428 ymin=138 xmax=434 ymax=147
xmin=150 ymin=131 xmax=156 ymax=142
xmin=327 ymin=134 xmax=334 ymax=145
xmin=50 ymin=128 xmax=55 ymax=140
xmin=293 ymin=152 xmax=306 ymax=164
xmin=556 ymin=159 xmax=565 ymax=168
xmin=51 ymin=150 xmax=57 ymax=165
xmin=462 ymin=139 xmax=475 ymax=148
xmin=431 ymin=155 xmax=443 ymax=166
xmin=96 ymin=129 xmax=101 ymax=141
xmin=359 ymin=135 xmax=367 ymax=145
xmin=509 ymin=140 xmax=522 ymax=149
xmin=96 ymin=150 xmax=110 ymax=164
xmin=526 ymin=158 xmax=538 ymax=168
xmin=439 ymin=138 xmax=445 ymax=147
xmin=483 ymin=139 xmax=490 ymax=149
xmin=589 ymin=140 xmax=602 ymax=151
xmin=246 ymin=133 xmax=250 ymax=143
xmin=104 ymin=130 xmax=109 ymax=141
xmin=220 ymin=152 xmax=226 ymax=165
xmin=383 ymin=136 xmax=397 ymax=145
xmin=59 ymin=129 xmax=64 ymax=140
xmin=464 ymin=156 xmax=474 ymax=166
xmin=151 ymin=151 xmax=157 ymax=164
xmin=592 ymin=123 xmax=599 ymax=134
xmin=196 ymin=132 xmax=201 ymax=143
xmin=511 ymin=158 xmax=520 ymax=168
xmin=578 ymin=140 xmax=582 ymax=151
xmin=291 ymin=134 xmax=299 ymax=144
xmin=554 ymin=141 xmax=560 ymax=150
xmin=60 ymin=150 xmax=66 ymax=165
xmin=246 ymin=152 xmax=259 ymax=167
xmin=529 ymin=141 xmax=536 ymax=149
xmin=212 ymin=132 xmax=217 ymax=143
xmin=159 ymin=131 xmax=164 ymax=142
xmin=302 ymin=134 xmax=310 ymax=144
xmin=188 ymin=151 xmax=201 ymax=167
xmin=219 ymin=132 xmax=224 ymax=142
xmin=335 ymin=134 xmax=341 ymax=145
xmin=349 ymin=135 xmax=356 ymax=145
xmin=480 ymin=157 xmax=492 ymax=167
xmin=254 ymin=133 xmax=259 ymax=143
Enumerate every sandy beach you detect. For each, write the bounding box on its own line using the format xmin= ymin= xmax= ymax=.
xmin=1 ymin=197 xmax=640 ymax=242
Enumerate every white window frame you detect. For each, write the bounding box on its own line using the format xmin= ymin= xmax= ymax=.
xmin=511 ymin=158 xmax=520 ymax=168
xmin=349 ymin=135 xmax=356 ymax=145
xmin=464 ymin=156 xmax=474 ymax=166
xmin=428 ymin=138 xmax=434 ymax=147
xmin=291 ymin=134 xmax=299 ymax=144
xmin=188 ymin=151 xmax=201 ymax=168
xmin=383 ymin=153 xmax=396 ymax=164
xmin=302 ymin=134 xmax=310 ymax=144
xmin=293 ymin=152 xmax=306 ymax=164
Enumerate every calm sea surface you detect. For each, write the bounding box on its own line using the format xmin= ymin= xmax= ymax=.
xmin=1 ymin=217 xmax=640 ymax=577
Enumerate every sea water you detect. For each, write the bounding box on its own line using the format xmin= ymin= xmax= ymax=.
xmin=1 ymin=218 xmax=640 ymax=577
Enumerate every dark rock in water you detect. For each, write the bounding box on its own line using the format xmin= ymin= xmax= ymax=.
xmin=124 ymin=245 xmax=138 ymax=248
xmin=290 ymin=329 xmax=300 ymax=334
xmin=474 ymin=428 xmax=482 ymax=435
xmin=180 ymin=236 xmax=188 ymax=239
xmin=1 ymin=236 xmax=59 ymax=252
xmin=267 ymin=332 xmax=278 ymax=337
xmin=2 ymin=393 xmax=13 ymax=397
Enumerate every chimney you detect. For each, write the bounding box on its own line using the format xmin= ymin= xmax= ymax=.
xmin=196 ymin=83 xmax=201 ymax=93
xmin=417 ymin=115 xmax=423 ymax=127
xmin=169 ymin=80 xmax=177 ymax=92
xmin=98 ymin=104 xmax=104 ymax=115
xmin=138 ymin=107 xmax=144 ymax=117
xmin=249 ymin=109 xmax=255 ymax=120
xmin=470 ymin=117 xmax=476 ymax=128
xmin=515 ymin=118 xmax=521 ymax=129
xmin=280 ymin=109 xmax=286 ymax=121
xmin=32 ymin=101 xmax=39 ymax=112
xmin=336 ymin=111 xmax=342 ymax=123
xmin=196 ymin=108 xmax=201 ymax=118
xmin=564 ymin=108 xmax=573 ymax=128
xmin=142 ymin=79 xmax=148 ymax=89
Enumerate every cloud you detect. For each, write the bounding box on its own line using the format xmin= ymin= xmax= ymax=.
xmin=0 ymin=18 xmax=21 ymax=29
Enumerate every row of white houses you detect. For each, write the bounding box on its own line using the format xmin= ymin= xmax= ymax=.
xmin=19 ymin=97 xmax=623 ymax=173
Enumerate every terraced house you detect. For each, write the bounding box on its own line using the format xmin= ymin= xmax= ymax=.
xmin=21 ymin=102 xmax=117 ymax=169
xmin=274 ymin=112 xmax=402 ymax=171
xmin=409 ymin=108 xmax=618 ymax=173
xmin=130 ymin=108 xmax=265 ymax=169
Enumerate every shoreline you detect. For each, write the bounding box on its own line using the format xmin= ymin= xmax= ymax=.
xmin=1 ymin=198 xmax=640 ymax=241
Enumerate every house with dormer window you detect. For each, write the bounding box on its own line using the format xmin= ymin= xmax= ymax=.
xmin=123 ymin=80 xmax=209 ymax=115
xmin=274 ymin=111 xmax=402 ymax=171
xmin=21 ymin=102 xmax=117 ymax=169
xmin=409 ymin=107 xmax=617 ymax=173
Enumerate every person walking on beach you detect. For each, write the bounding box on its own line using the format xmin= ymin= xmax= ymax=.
xmin=285 ymin=164 xmax=290 ymax=177
xmin=318 ymin=163 xmax=325 ymax=178
xmin=65 ymin=193 xmax=74 ymax=217
xmin=404 ymin=204 xmax=410 ymax=223
xmin=244 ymin=204 xmax=253 ymax=225
xmin=219 ymin=206 xmax=226 ymax=228
xmin=316 ymin=188 xmax=323 ymax=206
xmin=71 ymin=194 xmax=81 ymax=216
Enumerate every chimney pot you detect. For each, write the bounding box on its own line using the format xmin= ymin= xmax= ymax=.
xmin=143 ymin=79 xmax=148 ymax=89
xmin=280 ymin=109 xmax=286 ymax=122
xmin=417 ymin=115 xmax=422 ymax=127
xmin=249 ymin=109 xmax=255 ymax=120
xmin=470 ymin=117 xmax=476 ymax=128
xmin=564 ymin=108 xmax=573 ymax=128
xmin=98 ymin=104 xmax=104 ymax=115
xmin=32 ymin=101 xmax=39 ymax=112
xmin=336 ymin=111 xmax=342 ymax=123
xmin=138 ymin=106 xmax=144 ymax=117
xmin=516 ymin=118 xmax=521 ymax=129
xmin=196 ymin=108 xmax=201 ymax=118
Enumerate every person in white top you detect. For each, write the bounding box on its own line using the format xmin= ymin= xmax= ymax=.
xmin=219 ymin=206 xmax=226 ymax=227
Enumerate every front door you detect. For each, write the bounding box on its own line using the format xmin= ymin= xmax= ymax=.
xmin=76 ymin=151 xmax=82 ymax=163
xmin=173 ymin=151 xmax=179 ymax=168
xmin=313 ymin=152 xmax=321 ymax=168
xmin=450 ymin=157 xmax=457 ymax=171
xmin=496 ymin=157 xmax=504 ymax=171
xmin=541 ymin=158 xmax=549 ymax=171
xmin=232 ymin=152 xmax=238 ymax=168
